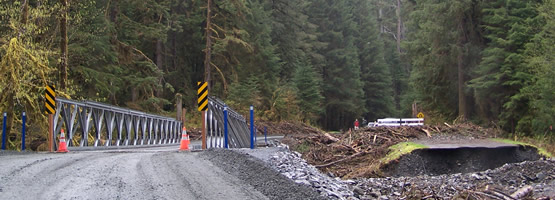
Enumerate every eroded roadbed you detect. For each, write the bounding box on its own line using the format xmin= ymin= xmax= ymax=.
xmin=0 ymin=149 xmax=321 ymax=200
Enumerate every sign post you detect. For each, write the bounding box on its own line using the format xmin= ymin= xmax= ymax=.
xmin=198 ymin=82 xmax=208 ymax=149
xmin=21 ymin=112 xmax=26 ymax=151
xmin=2 ymin=113 xmax=6 ymax=150
xmin=45 ymin=85 xmax=56 ymax=152
xmin=224 ymin=106 xmax=228 ymax=149
xmin=250 ymin=105 xmax=254 ymax=149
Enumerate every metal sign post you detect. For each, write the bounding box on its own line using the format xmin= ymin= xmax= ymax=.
xmin=49 ymin=114 xmax=53 ymax=152
xmin=21 ymin=112 xmax=26 ymax=151
xmin=224 ymin=106 xmax=228 ymax=149
xmin=2 ymin=113 xmax=6 ymax=150
xmin=198 ymin=82 xmax=208 ymax=149
xmin=250 ymin=105 xmax=254 ymax=149
xmin=45 ymin=85 xmax=56 ymax=152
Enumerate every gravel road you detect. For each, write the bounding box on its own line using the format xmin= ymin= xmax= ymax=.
xmin=0 ymin=146 xmax=321 ymax=200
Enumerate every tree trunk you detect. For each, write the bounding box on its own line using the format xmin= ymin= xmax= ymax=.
xmin=131 ymin=87 xmax=138 ymax=102
xmin=378 ymin=0 xmax=383 ymax=33
xmin=457 ymin=22 xmax=466 ymax=120
xmin=396 ymin=0 xmax=402 ymax=55
xmin=110 ymin=0 xmax=118 ymax=24
xmin=59 ymin=0 xmax=68 ymax=90
xmin=412 ymin=101 xmax=418 ymax=118
xmin=21 ymin=0 xmax=28 ymax=24
xmin=5 ymin=92 xmax=14 ymax=149
xmin=204 ymin=0 xmax=212 ymax=90
xmin=176 ymin=93 xmax=182 ymax=121
xmin=156 ymin=39 xmax=163 ymax=97
xmin=171 ymin=30 xmax=177 ymax=71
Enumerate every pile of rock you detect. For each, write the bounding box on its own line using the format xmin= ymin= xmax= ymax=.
xmin=353 ymin=159 xmax=555 ymax=199
xmin=268 ymin=145 xmax=356 ymax=199
xmin=267 ymin=143 xmax=554 ymax=199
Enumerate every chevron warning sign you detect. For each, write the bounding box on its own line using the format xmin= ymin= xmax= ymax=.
xmin=45 ymin=85 xmax=56 ymax=114
xmin=197 ymin=82 xmax=208 ymax=111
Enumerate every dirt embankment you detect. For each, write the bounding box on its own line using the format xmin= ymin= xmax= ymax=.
xmin=280 ymin=123 xmax=510 ymax=178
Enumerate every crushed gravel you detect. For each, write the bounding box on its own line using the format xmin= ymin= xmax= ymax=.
xmin=199 ymin=148 xmax=327 ymax=200
xmin=355 ymin=158 xmax=555 ymax=199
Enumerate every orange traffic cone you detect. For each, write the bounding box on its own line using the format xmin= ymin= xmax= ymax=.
xmin=57 ymin=129 xmax=69 ymax=153
xmin=179 ymin=127 xmax=190 ymax=151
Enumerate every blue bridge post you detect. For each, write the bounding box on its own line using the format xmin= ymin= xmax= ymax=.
xmin=264 ymin=126 xmax=267 ymax=145
xmin=21 ymin=112 xmax=26 ymax=151
xmin=224 ymin=106 xmax=228 ymax=149
xmin=2 ymin=113 xmax=6 ymax=150
xmin=250 ymin=105 xmax=254 ymax=149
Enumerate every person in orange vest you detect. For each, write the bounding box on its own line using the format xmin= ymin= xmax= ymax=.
xmin=354 ymin=119 xmax=360 ymax=130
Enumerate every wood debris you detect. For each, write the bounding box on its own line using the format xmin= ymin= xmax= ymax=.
xmin=280 ymin=122 xmax=501 ymax=178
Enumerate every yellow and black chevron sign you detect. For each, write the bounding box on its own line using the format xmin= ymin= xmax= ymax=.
xmin=45 ymin=85 xmax=56 ymax=114
xmin=197 ymin=82 xmax=208 ymax=111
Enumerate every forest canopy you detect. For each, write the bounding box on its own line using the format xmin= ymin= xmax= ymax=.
xmin=0 ymin=0 xmax=553 ymax=140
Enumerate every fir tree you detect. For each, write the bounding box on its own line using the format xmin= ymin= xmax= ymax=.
xmin=307 ymin=0 xmax=364 ymax=130
xmin=352 ymin=0 xmax=395 ymax=121
xmin=470 ymin=0 xmax=540 ymax=132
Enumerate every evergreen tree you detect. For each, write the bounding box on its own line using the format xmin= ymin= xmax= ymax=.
xmin=404 ymin=0 xmax=482 ymax=120
xmin=307 ymin=0 xmax=364 ymax=130
xmin=268 ymin=0 xmax=323 ymax=122
xmin=352 ymin=0 xmax=395 ymax=121
xmin=294 ymin=62 xmax=323 ymax=123
xmin=469 ymin=0 xmax=540 ymax=132
xmin=520 ymin=0 xmax=555 ymax=135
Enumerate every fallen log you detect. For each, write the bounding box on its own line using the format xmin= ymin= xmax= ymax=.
xmin=511 ymin=185 xmax=532 ymax=199
xmin=323 ymin=132 xmax=340 ymax=142
xmin=422 ymin=129 xmax=432 ymax=137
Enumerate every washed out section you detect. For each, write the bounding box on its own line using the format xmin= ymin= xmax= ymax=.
xmin=383 ymin=145 xmax=542 ymax=177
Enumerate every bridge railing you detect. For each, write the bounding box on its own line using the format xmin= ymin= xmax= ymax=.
xmin=53 ymin=98 xmax=182 ymax=149
xmin=205 ymin=96 xmax=250 ymax=148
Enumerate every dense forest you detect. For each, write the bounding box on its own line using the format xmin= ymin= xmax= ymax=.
xmin=0 ymin=0 xmax=553 ymax=148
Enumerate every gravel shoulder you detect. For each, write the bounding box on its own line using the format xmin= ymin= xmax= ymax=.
xmin=199 ymin=148 xmax=327 ymax=200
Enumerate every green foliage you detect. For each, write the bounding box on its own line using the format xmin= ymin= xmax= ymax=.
xmin=353 ymin=0 xmax=395 ymax=121
xmin=226 ymin=75 xmax=260 ymax=116
xmin=404 ymin=0 xmax=482 ymax=120
xmin=306 ymin=0 xmax=365 ymax=130
xmin=381 ymin=142 xmax=428 ymax=164
xmin=520 ymin=0 xmax=555 ymax=135
xmin=491 ymin=138 xmax=552 ymax=158
xmin=1 ymin=0 xmax=553 ymax=142
xmin=0 ymin=1 xmax=55 ymax=150
xmin=294 ymin=63 xmax=323 ymax=123
xmin=469 ymin=0 xmax=541 ymax=133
